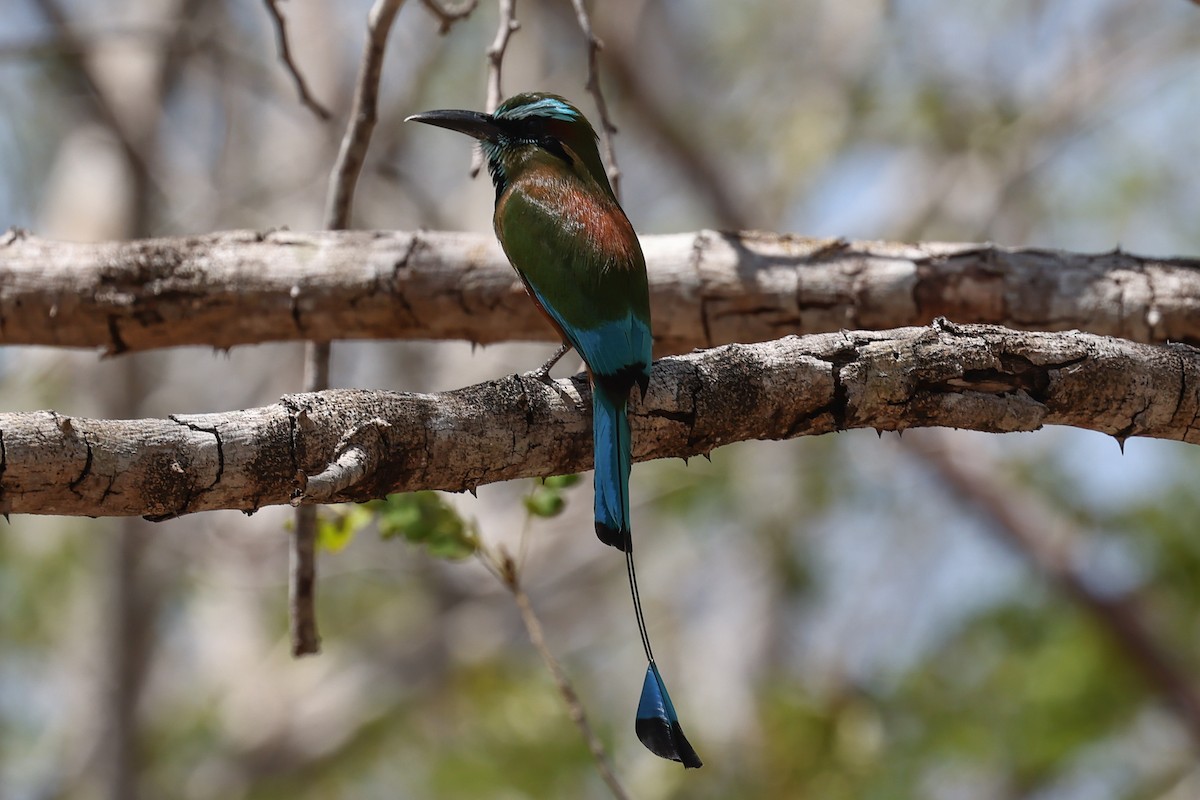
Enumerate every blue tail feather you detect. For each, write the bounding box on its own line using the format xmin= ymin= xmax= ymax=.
xmin=636 ymin=662 xmax=703 ymax=768
xmin=592 ymin=382 xmax=703 ymax=768
xmin=592 ymin=385 xmax=631 ymax=551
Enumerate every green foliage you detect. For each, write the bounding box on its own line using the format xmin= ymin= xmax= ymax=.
xmin=315 ymin=504 xmax=373 ymax=554
xmin=374 ymin=492 xmax=479 ymax=560
xmin=523 ymin=474 xmax=581 ymax=519
xmin=317 ymin=492 xmax=479 ymax=560
xmin=895 ymin=599 xmax=1144 ymax=788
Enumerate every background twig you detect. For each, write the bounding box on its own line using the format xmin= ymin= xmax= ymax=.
xmin=481 ymin=545 xmax=629 ymax=800
xmin=909 ymin=432 xmax=1200 ymax=750
xmin=289 ymin=0 xmax=407 ymax=657
xmin=419 ymin=0 xmax=480 ymax=34
xmin=568 ymin=0 xmax=621 ymax=198
xmin=470 ymin=0 xmax=518 ymax=177
xmin=262 ymin=0 xmax=333 ymax=120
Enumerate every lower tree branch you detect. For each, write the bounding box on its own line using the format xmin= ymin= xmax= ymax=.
xmin=2 ymin=323 xmax=1197 ymax=518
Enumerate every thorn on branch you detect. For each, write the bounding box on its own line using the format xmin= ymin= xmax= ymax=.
xmin=261 ymin=0 xmax=333 ymax=121
xmin=1 ymin=227 xmax=28 ymax=246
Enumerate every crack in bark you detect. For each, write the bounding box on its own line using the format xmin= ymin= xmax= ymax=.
xmin=848 ymin=261 xmax=871 ymax=330
xmin=389 ymin=234 xmax=421 ymax=324
xmin=99 ymin=472 xmax=117 ymax=505
xmin=279 ymin=397 xmax=304 ymax=499
xmin=68 ymin=436 xmax=94 ymax=497
xmin=141 ymin=417 xmax=229 ymax=521
xmin=645 ymin=407 xmax=696 ymax=427
xmin=168 ymin=416 xmax=225 ymax=491
xmin=1174 ymin=347 xmax=1189 ymax=423
xmin=920 ymin=352 xmax=1089 ymax=404
xmin=1145 ymin=267 xmax=1161 ymax=342
xmin=1113 ymin=396 xmax=1155 ymax=443
xmin=391 ymin=232 xmax=421 ymax=282
xmin=827 ymin=338 xmax=862 ymax=431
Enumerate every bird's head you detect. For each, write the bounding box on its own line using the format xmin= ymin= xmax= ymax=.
xmin=406 ymin=92 xmax=612 ymax=202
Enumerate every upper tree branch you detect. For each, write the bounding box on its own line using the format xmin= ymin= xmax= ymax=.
xmin=3 ymin=323 xmax=1198 ymax=518
xmin=2 ymin=230 xmax=1197 ymax=354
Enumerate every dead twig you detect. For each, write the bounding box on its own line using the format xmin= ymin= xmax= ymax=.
xmin=261 ymin=0 xmax=333 ymax=121
xmin=291 ymin=0 xmax=406 ymax=657
xmin=480 ymin=545 xmax=630 ymax=800
xmin=585 ymin=16 xmax=749 ymax=228
xmin=290 ymin=341 xmax=330 ymax=656
xmin=30 ymin=0 xmax=164 ymax=230
xmin=418 ymin=0 xmax=480 ymax=34
xmin=470 ymin=0 xmax=519 ymax=177
xmin=567 ymin=0 xmax=621 ymax=198
xmin=323 ymin=0 xmax=406 ymax=230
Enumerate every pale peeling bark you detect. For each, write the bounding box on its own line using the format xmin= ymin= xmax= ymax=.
xmin=3 ymin=322 xmax=1198 ymax=518
xmin=2 ymin=228 xmax=1198 ymax=354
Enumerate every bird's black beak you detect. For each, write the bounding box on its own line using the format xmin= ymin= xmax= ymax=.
xmin=405 ymin=109 xmax=501 ymax=141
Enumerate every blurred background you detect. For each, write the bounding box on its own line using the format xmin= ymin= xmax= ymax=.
xmin=3 ymin=0 xmax=1200 ymax=798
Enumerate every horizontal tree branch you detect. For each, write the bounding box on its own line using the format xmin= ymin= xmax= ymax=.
xmin=2 ymin=322 xmax=1198 ymax=518
xmin=2 ymin=228 xmax=1198 ymax=354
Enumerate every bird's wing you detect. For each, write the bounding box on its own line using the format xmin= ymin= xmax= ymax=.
xmin=495 ymin=169 xmax=652 ymax=379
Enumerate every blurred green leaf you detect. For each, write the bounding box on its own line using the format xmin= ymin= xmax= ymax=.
xmin=523 ymin=489 xmax=564 ymax=518
xmin=317 ymin=505 xmax=375 ymax=554
xmin=523 ymin=475 xmax=581 ymax=519
xmin=543 ymin=474 xmax=580 ymax=490
xmin=372 ymin=492 xmax=478 ymax=560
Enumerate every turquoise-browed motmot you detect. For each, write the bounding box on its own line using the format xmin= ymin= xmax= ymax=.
xmin=407 ymin=93 xmax=701 ymax=769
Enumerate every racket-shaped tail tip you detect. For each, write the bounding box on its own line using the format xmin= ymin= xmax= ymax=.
xmin=635 ymin=662 xmax=703 ymax=768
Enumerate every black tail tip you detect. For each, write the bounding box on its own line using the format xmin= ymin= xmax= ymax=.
xmin=635 ymin=717 xmax=703 ymax=769
xmin=595 ymin=521 xmax=631 ymax=552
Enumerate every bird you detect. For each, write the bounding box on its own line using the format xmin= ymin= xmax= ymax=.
xmin=407 ymin=93 xmax=702 ymax=769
